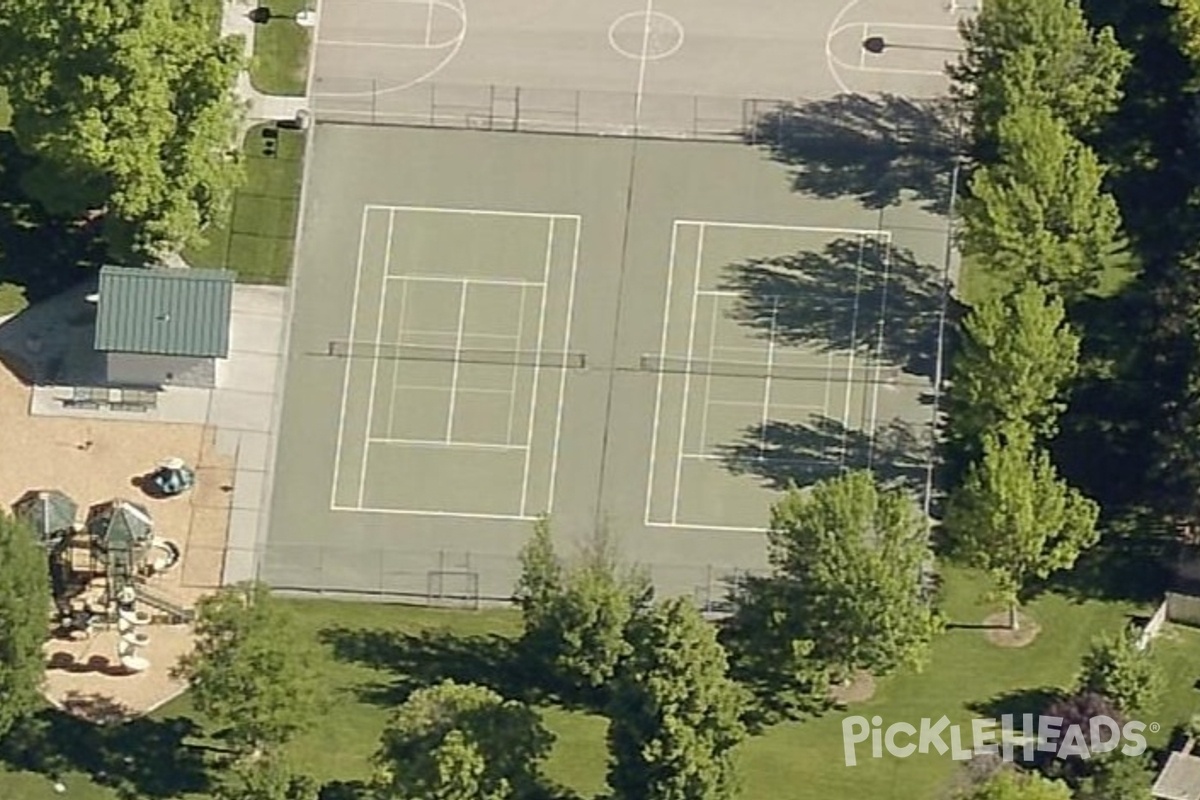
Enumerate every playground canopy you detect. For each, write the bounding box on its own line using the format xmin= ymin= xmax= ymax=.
xmin=12 ymin=489 xmax=78 ymax=544
xmin=87 ymin=499 xmax=153 ymax=552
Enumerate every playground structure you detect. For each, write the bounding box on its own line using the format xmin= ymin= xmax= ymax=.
xmin=13 ymin=485 xmax=192 ymax=676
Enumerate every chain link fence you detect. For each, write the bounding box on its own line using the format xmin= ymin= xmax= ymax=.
xmin=311 ymin=79 xmax=795 ymax=143
xmin=254 ymin=541 xmax=765 ymax=613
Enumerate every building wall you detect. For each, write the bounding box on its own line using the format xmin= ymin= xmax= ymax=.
xmin=105 ymin=352 xmax=210 ymax=388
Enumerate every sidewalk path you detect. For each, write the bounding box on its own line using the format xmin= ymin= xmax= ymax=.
xmin=221 ymin=0 xmax=310 ymax=123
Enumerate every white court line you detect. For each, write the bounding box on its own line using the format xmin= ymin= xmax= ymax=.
xmin=546 ymin=217 xmax=582 ymax=514
xmin=866 ymin=21 xmax=961 ymax=31
xmin=759 ymin=295 xmax=780 ymax=460
xmin=368 ymin=437 xmax=526 ymax=452
xmin=866 ymin=240 xmax=893 ymax=470
xmin=823 ymin=348 xmax=836 ymax=418
xmin=635 ymin=0 xmax=655 ymax=121
xmin=365 ymin=203 xmax=577 ymax=221
xmin=356 ymin=209 xmax=396 ymax=508
xmin=329 ymin=207 xmax=373 ymax=511
xmin=331 ymin=504 xmax=540 ymax=522
xmin=644 ymin=223 xmax=681 ymax=526
xmin=386 ymin=274 xmax=545 ymax=289
xmin=646 ymin=520 xmax=765 ymax=533
xmin=424 ymin=0 xmax=435 ymax=46
xmin=670 ymin=223 xmax=706 ymax=525
xmin=519 ymin=218 xmax=556 ymax=516
xmin=675 ymin=219 xmax=892 ymax=238
xmin=385 ymin=275 xmax=411 ymax=438
xmin=697 ymin=294 xmax=720 ymax=455
xmin=695 ymin=289 xmax=741 ymax=298
xmin=505 ymin=284 xmax=529 ymax=445
xmin=840 ymin=235 xmax=868 ymax=468
xmin=860 ymin=23 xmax=869 ymax=69
xmin=444 ymin=281 xmax=470 ymax=442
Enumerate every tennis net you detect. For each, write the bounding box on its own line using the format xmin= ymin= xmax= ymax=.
xmin=327 ymin=341 xmax=587 ymax=369
xmin=639 ymin=354 xmax=896 ymax=382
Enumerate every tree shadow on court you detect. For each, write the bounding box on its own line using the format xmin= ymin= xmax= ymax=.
xmin=715 ymin=412 xmax=932 ymax=494
xmin=749 ymin=93 xmax=963 ymax=215
xmin=720 ymin=237 xmax=956 ymax=381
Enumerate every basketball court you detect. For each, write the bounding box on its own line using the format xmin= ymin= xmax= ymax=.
xmin=307 ymin=0 xmax=975 ymax=134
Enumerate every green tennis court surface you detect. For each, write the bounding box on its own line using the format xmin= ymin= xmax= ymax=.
xmin=263 ymin=124 xmax=951 ymax=603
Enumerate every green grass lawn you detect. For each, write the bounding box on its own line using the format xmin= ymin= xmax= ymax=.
xmin=1 ymin=569 xmax=1195 ymax=800
xmin=184 ymin=123 xmax=305 ymax=284
xmin=250 ymin=0 xmax=312 ymax=96
xmin=0 ymin=87 xmax=11 ymax=130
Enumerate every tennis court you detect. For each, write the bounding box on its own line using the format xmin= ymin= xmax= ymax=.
xmin=263 ymin=124 xmax=950 ymax=602
xmin=329 ymin=206 xmax=581 ymax=519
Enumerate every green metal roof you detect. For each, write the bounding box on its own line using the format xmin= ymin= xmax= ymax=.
xmin=93 ymin=266 xmax=234 ymax=358
xmin=13 ymin=489 xmax=78 ymax=542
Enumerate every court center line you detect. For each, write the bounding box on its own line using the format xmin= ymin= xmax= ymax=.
xmin=329 ymin=207 xmax=373 ymax=511
xmin=444 ymin=280 xmax=471 ymax=443
xmin=645 ymin=520 xmax=766 ymax=533
xmin=546 ymin=217 xmax=582 ymax=514
xmin=759 ymin=295 xmax=780 ymax=461
xmin=368 ymin=437 xmax=526 ymax=452
xmin=399 ymin=328 xmax=518 ymax=341
xmin=634 ymin=0 xmax=655 ymax=122
xmin=356 ymin=209 xmax=396 ymax=508
xmin=386 ymin=274 xmax=545 ymax=289
xmin=697 ymin=294 xmax=720 ymax=456
xmin=644 ymin=221 xmax=682 ymax=526
xmin=709 ymin=399 xmax=824 ymax=412
xmin=696 ymin=289 xmax=741 ymax=298
xmin=424 ymin=0 xmax=435 ymax=46
xmin=866 ymin=240 xmax=893 ymax=470
xmin=671 ymin=223 xmax=706 ymax=525
xmin=840 ymin=235 xmax=868 ymax=469
xmin=505 ymin=284 xmax=529 ymax=446
xmin=385 ymin=275 xmax=411 ymax=439
xmin=519 ymin=218 xmax=556 ymax=517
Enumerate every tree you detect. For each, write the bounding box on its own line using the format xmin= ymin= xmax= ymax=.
xmin=945 ymin=426 xmax=1100 ymax=629
xmin=948 ymin=282 xmax=1080 ymax=454
xmin=607 ymin=597 xmax=747 ymax=800
xmin=751 ymin=471 xmax=941 ymax=681
xmin=958 ymin=769 xmax=1073 ymax=800
xmin=1077 ymin=626 xmax=1165 ymax=715
xmin=514 ymin=522 xmax=648 ymax=697
xmin=950 ymin=0 xmax=1130 ymax=149
xmin=0 ymin=513 xmax=50 ymax=739
xmin=1166 ymin=0 xmax=1200 ymax=69
xmin=211 ymin=753 xmax=319 ymax=800
xmin=0 ymin=0 xmax=245 ymax=259
xmin=960 ymin=104 xmax=1125 ymax=297
xmin=1076 ymin=752 xmax=1155 ymax=800
xmin=175 ymin=582 xmax=327 ymax=756
xmin=374 ymin=680 xmax=553 ymax=800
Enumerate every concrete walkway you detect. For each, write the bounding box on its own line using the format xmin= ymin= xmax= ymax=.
xmin=222 ymin=0 xmax=310 ymax=123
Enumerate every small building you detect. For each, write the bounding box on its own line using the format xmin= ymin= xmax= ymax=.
xmin=1154 ymin=740 xmax=1200 ymax=800
xmin=93 ymin=266 xmax=234 ymax=388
